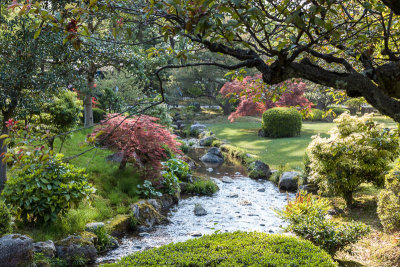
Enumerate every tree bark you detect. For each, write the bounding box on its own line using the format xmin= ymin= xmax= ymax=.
xmin=84 ymin=68 xmax=96 ymax=128
xmin=0 ymin=111 xmax=11 ymax=192
xmin=343 ymin=191 xmax=354 ymax=209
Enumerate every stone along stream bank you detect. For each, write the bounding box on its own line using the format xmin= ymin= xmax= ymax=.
xmin=98 ymin=147 xmax=292 ymax=264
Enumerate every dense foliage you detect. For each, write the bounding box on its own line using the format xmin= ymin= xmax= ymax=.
xmin=102 ymin=231 xmax=336 ymax=267
xmin=2 ymin=154 xmax=93 ymax=223
xmin=262 ymin=107 xmax=302 ymax=138
xmin=92 ymin=108 xmax=107 ymax=124
xmin=378 ymin=159 xmax=400 ymax=232
xmin=183 ymin=178 xmax=219 ymax=196
xmin=220 ymin=76 xmax=311 ymax=122
xmin=0 ymin=199 xmax=12 ymax=236
xmin=91 ymin=114 xmax=181 ymax=175
xmin=307 ymin=114 xmax=399 ymax=207
xmin=278 ymin=192 xmax=370 ymax=255
xmin=304 ymin=108 xmax=325 ymax=122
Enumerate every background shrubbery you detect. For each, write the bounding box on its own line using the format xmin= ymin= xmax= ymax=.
xmin=378 ymin=160 xmax=400 ymax=232
xmin=0 ymin=199 xmax=11 ymax=236
xmin=262 ymin=107 xmax=302 ymax=138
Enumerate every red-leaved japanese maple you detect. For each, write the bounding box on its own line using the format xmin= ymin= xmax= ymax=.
xmin=220 ymin=75 xmax=311 ymax=121
xmin=91 ymin=114 xmax=181 ymax=174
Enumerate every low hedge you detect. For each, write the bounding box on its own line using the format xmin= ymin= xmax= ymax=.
xmin=102 ymin=231 xmax=337 ymax=266
xmin=262 ymin=107 xmax=302 ymax=138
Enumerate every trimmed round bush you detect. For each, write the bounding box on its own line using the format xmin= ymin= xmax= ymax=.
xmin=262 ymin=107 xmax=302 ymax=138
xmin=102 ymin=232 xmax=336 ymax=266
xmin=93 ymin=108 xmax=107 ymax=123
xmin=0 ymin=200 xmax=12 ymax=237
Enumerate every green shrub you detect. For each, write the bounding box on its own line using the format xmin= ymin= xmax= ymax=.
xmin=327 ymin=106 xmax=348 ymax=116
xmin=136 ymin=180 xmax=162 ymax=199
xmin=102 ymin=231 xmax=337 ymax=267
xmin=2 ymin=154 xmax=94 ymax=223
xmin=0 ymin=199 xmax=11 ymax=236
xmin=161 ymin=171 xmax=180 ymax=196
xmin=305 ymin=108 xmax=324 ymax=121
xmin=93 ymin=108 xmax=107 ymax=123
xmin=378 ymin=159 xmax=400 ymax=232
xmin=177 ymin=140 xmax=189 ymax=153
xmin=344 ymin=97 xmax=366 ymax=115
xmin=307 ymin=114 xmax=399 ymax=208
xmin=277 ymin=191 xmax=370 ymax=256
xmin=262 ymin=107 xmax=302 ymax=138
xmin=144 ymin=103 xmax=173 ymax=128
xmin=184 ymin=178 xmax=219 ymax=196
xmin=162 ymin=158 xmax=190 ymax=181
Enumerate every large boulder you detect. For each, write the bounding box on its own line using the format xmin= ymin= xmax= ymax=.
xmin=0 ymin=234 xmax=34 ymax=267
xmin=33 ymin=240 xmax=56 ymax=258
xmin=200 ymin=147 xmax=224 ymax=164
xmin=279 ymin=171 xmax=300 ymax=192
xmin=199 ymin=136 xmax=217 ymax=146
xmin=131 ymin=200 xmax=168 ymax=229
xmin=248 ymin=160 xmax=271 ymax=179
xmin=55 ymin=235 xmax=97 ymax=265
xmin=190 ymin=124 xmax=207 ymax=137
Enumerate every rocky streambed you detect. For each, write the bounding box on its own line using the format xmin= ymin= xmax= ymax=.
xmin=98 ymin=147 xmax=292 ymax=264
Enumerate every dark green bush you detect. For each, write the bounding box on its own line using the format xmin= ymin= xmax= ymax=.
xmin=262 ymin=107 xmax=302 ymax=138
xmin=0 ymin=199 xmax=11 ymax=236
xmin=184 ymin=178 xmax=219 ymax=196
xmin=102 ymin=231 xmax=336 ymax=267
xmin=93 ymin=108 xmax=107 ymax=123
xmin=2 ymin=154 xmax=94 ymax=223
xmin=278 ymin=191 xmax=370 ymax=256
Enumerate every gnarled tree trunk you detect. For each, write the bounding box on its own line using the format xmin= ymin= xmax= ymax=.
xmin=84 ymin=67 xmax=96 ymax=128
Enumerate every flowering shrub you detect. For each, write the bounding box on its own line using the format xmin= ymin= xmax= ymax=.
xmin=90 ymin=114 xmax=181 ymax=174
xmin=307 ymin=114 xmax=399 ymax=208
xmin=220 ymin=76 xmax=311 ymax=122
xmin=378 ymin=159 xmax=400 ymax=232
xmin=277 ymin=191 xmax=370 ymax=255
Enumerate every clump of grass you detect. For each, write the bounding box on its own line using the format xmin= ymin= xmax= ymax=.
xmin=184 ymin=178 xmax=219 ymax=196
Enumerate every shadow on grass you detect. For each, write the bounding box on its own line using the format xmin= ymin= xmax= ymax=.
xmin=336 ymin=259 xmax=364 ymax=267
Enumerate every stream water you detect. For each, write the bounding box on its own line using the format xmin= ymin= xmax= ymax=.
xmin=97 ymin=146 xmax=292 ymax=264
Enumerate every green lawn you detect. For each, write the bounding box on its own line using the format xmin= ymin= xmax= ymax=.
xmin=206 ymin=115 xmax=396 ymax=170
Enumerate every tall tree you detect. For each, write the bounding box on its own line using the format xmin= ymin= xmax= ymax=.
xmin=0 ymin=7 xmax=73 ymax=190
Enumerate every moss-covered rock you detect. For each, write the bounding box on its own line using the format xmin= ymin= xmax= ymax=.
xmin=247 ymin=160 xmax=271 ymax=179
xmin=131 ymin=201 xmax=168 ymax=229
xmin=106 ymin=215 xmax=132 ymax=237
xmin=102 ymin=231 xmax=337 ymax=267
xmin=55 ymin=235 xmax=97 ymax=265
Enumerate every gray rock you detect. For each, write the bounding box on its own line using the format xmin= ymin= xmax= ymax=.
xmin=190 ymin=124 xmax=207 ymax=137
xmin=85 ymin=222 xmax=105 ymax=232
xmin=199 ymin=136 xmax=216 ymax=146
xmin=189 ymin=231 xmax=202 ymax=237
xmin=194 ymin=204 xmax=207 ymax=216
xmin=33 ymin=240 xmax=56 ymax=258
xmin=298 ymin=184 xmax=318 ymax=194
xmin=0 ymin=234 xmax=34 ymax=267
xmin=200 ymin=148 xmax=224 ymax=164
xmin=279 ymin=171 xmax=300 ymax=192
xmin=147 ymin=199 xmax=162 ymax=212
xmin=138 ymin=232 xmax=150 ymax=237
xmin=248 ymin=160 xmax=271 ymax=179
xmin=222 ymin=176 xmax=234 ymax=183
xmin=55 ymin=235 xmax=97 ymax=265
xmin=226 ymin=193 xmax=239 ymax=198
xmin=257 ymin=188 xmax=266 ymax=192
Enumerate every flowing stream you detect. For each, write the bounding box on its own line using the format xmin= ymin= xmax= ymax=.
xmin=97 ymin=146 xmax=291 ymax=264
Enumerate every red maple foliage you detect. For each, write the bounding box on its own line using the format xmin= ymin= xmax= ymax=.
xmin=220 ymin=75 xmax=311 ymax=121
xmin=90 ymin=114 xmax=181 ymax=175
